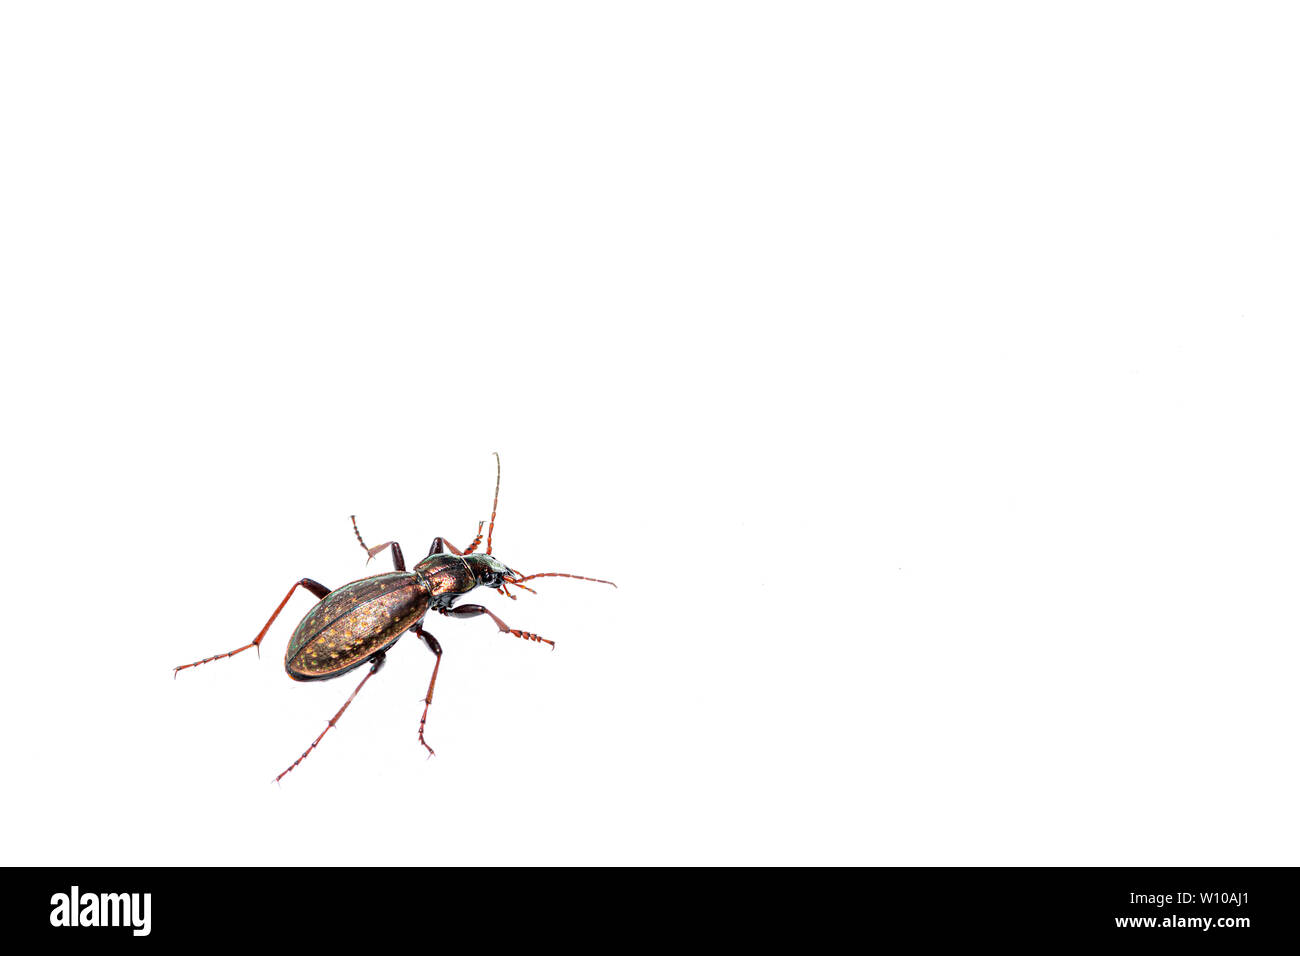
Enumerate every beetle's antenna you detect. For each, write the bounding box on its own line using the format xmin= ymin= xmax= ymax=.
xmin=486 ymin=451 xmax=502 ymax=555
xmin=509 ymin=571 xmax=618 ymax=588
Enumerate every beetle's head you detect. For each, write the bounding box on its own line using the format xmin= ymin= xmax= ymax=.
xmin=457 ymin=453 xmax=617 ymax=601
xmin=464 ymin=552 xmax=513 ymax=590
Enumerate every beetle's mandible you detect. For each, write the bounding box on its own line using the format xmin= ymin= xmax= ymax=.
xmin=173 ymin=453 xmax=616 ymax=782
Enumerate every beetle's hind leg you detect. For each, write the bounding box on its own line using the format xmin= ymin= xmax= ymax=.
xmin=275 ymin=652 xmax=387 ymax=783
xmin=412 ymin=624 xmax=443 ymax=757
xmin=173 ymin=578 xmax=331 ymax=677
xmin=351 ymin=516 xmax=407 ymax=570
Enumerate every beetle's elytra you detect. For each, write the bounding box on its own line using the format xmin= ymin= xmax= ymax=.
xmin=285 ymin=573 xmax=427 ymax=680
xmin=174 ymin=453 xmax=615 ymax=782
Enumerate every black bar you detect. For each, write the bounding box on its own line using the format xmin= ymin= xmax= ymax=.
xmin=9 ymin=867 xmax=1296 ymax=944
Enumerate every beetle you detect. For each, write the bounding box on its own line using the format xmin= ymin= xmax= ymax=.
xmin=173 ymin=453 xmax=615 ymax=782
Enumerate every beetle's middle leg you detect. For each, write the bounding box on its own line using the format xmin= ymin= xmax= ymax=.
xmin=412 ymin=624 xmax=443 ymax=756
xmin=173 ymin=578 xmax=331 ymax=677
xmin=351 ymin=515 xmax=406 ymax=570
xmin=440 ymin=604 xmax=555 ymax=650
xmin=275 ymin=652 xmax=387 ymax=783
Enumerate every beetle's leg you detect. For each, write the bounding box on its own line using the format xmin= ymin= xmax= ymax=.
xmin=412 ymin=624 xmax=443 ymax=757
xmin=365 ymin=540 xmax=407 ymax=570
xmin=460 ymin=522 xmax=486 ymax=555
xmin=174 ymin=578 xmax=331 ymax=677
xmin=428 ymin=536 xmax=460 ymax=556
xmin=351 ymin=516 xmax=406 ymax=571
xmin=427 ymin=522 xmax=483 ymax=558
xmin=275 ymin=652 xmax=386 ymax=783
xmin=440 ymin=604 xmax=555 ymax=650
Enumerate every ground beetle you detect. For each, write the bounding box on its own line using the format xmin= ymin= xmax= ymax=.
xmin=174 ymin=453 xmax=615 ymax=782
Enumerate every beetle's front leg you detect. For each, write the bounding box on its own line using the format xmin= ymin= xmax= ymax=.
xmin=459 ymin=521 xmax=486 ymax=555
xmin=351 ymin=516 xmax=407 ymax=570
xmin=427 ymin=521 xmax=484 ymax=558
xmin=412 ymin=624 xmax=443 ymax=756
xmin=440 ymin=604 xmax=555 ymax=650
xmin=452 ymin=452 xmax=499 ymax=556
xmin=174 ymin=578 xmax=331 ymax=676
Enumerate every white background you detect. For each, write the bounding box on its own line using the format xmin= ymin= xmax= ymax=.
xmin=2 ymin=3 xmax=1298 ymax=865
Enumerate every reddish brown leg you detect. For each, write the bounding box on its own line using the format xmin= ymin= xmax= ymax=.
xmin=427 ymin=521 xmax=483 ymax=558
xmin=174 ymin=578 xmax=330 ymax=677
xmin=413 ymin=625 xmax=443 ymax=757
xmin=428 ymin=452 xmax=501 ymax=558
xmin=441 ymin=604 xmax=555 ymax=650
xmin=428 ymin=536 xmax=462 ymax=556
xmin=275 ymin=653 xmax=386 ymax=783
xmin=459 ymin=522 xmax=486 ymax=555
xmin=351 ymin=515 xmax=406 ymax=570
